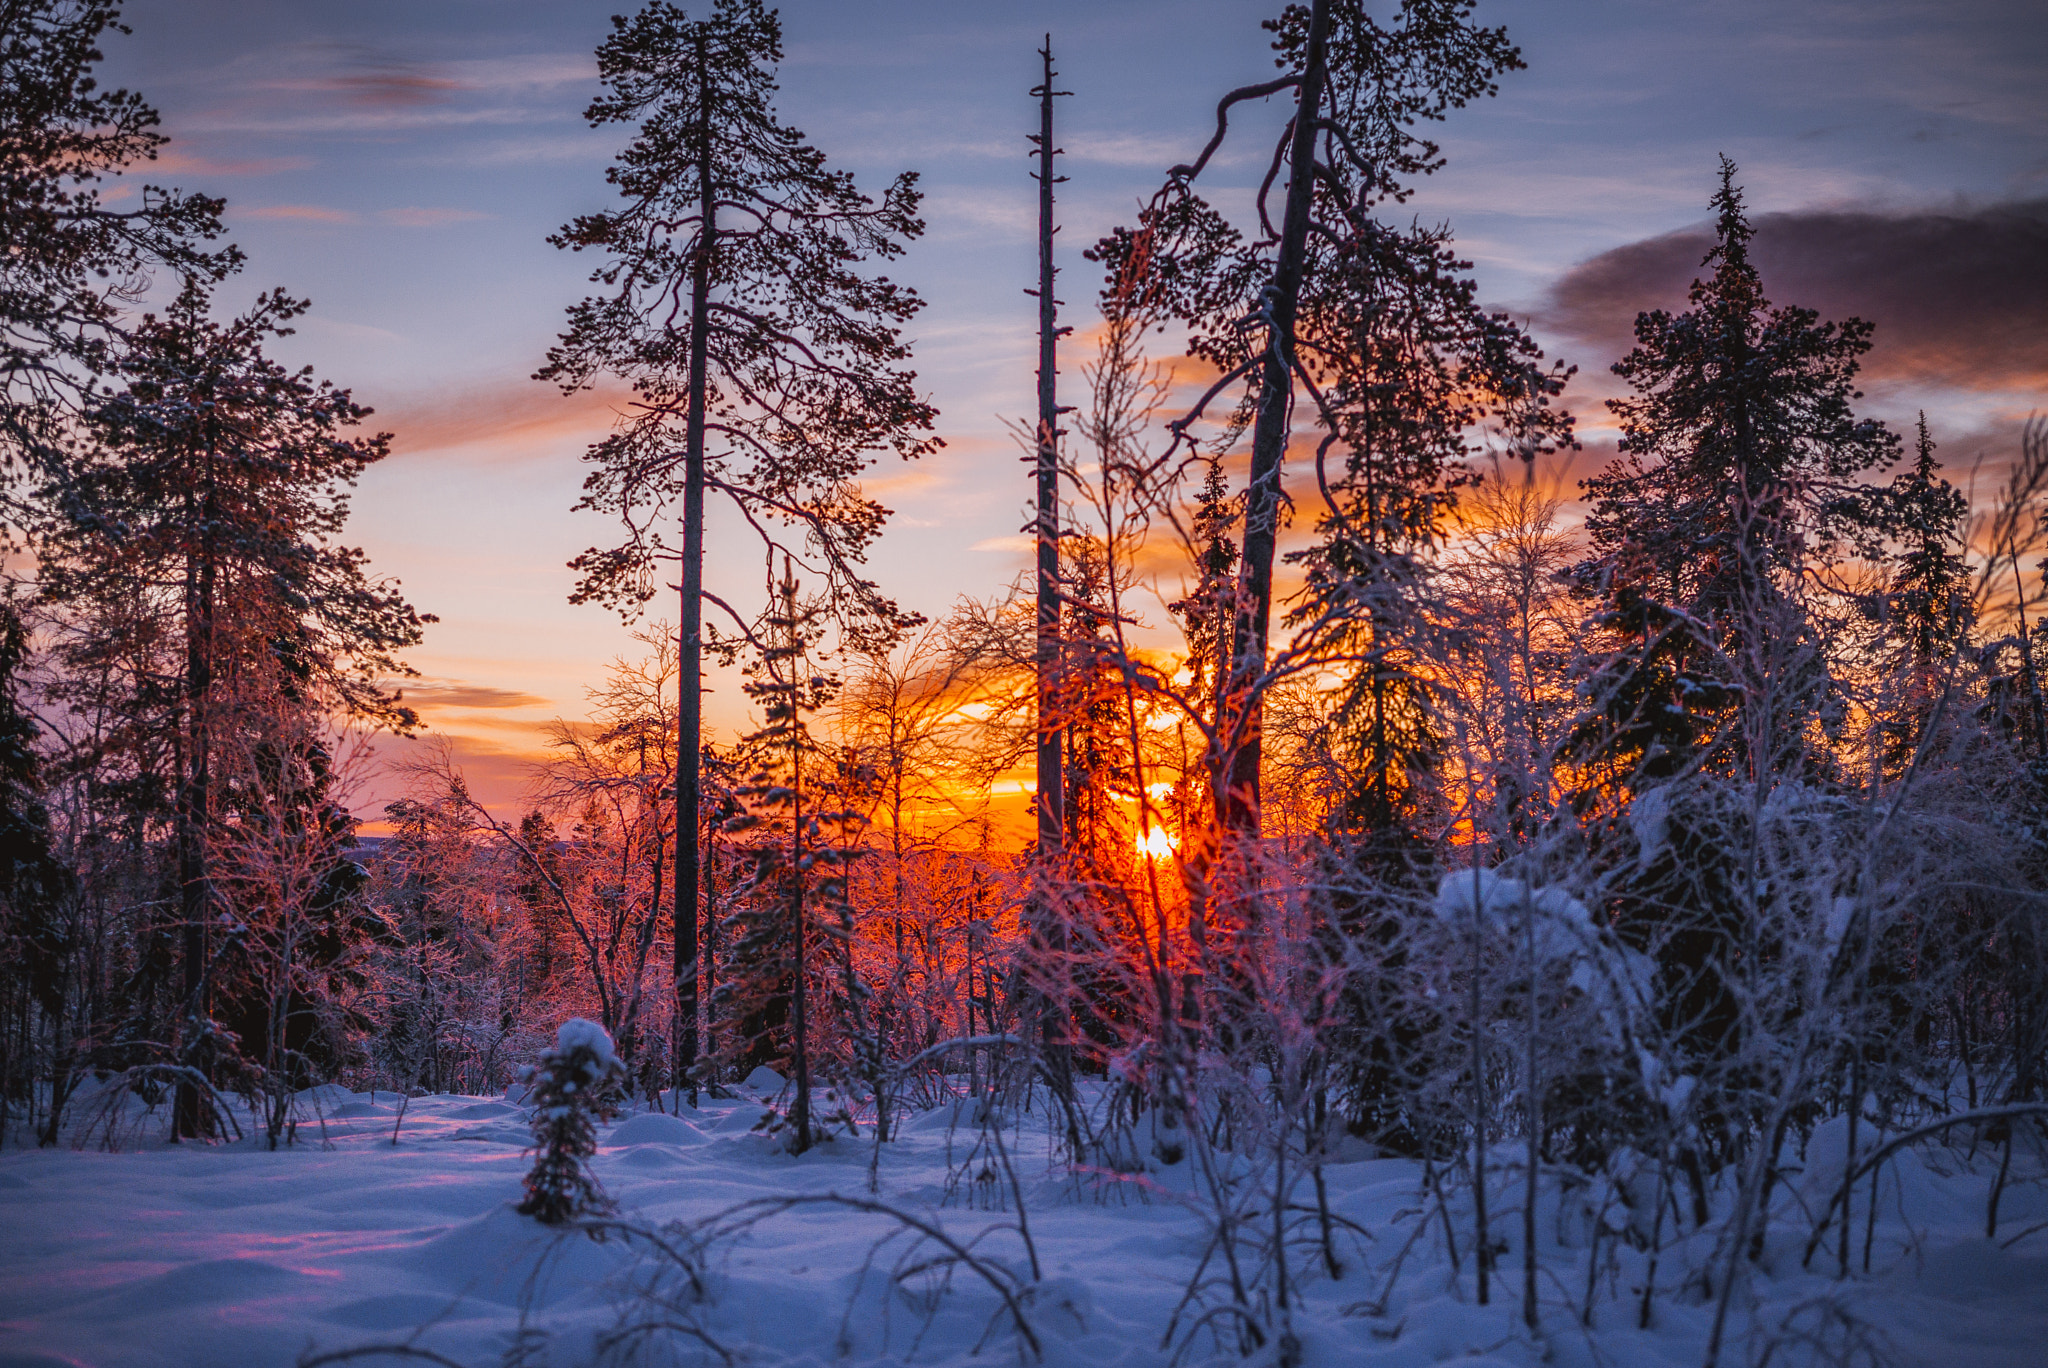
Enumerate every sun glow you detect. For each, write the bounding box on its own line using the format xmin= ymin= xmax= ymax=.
xmin=1136 ymin=825 xmax=1180 ymax=860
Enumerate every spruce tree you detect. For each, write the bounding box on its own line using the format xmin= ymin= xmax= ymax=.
xmin=1874 ymin=414 xmax=1972 ymax=775
xmin=1574 ymin=159 xmax=1898 ymax=788
xmin=540 ymin=0 xmax=938 ymax=1099
xmin=1569 ymin=164 xmax=1899 ymax=1142
xmin=715 ymin=560 xmax=864 ymax=1152
xmin=518 ymin=1018 xmax=626 ymax=1225
xmin=39 ymin=280 xmax=427 ymax=1137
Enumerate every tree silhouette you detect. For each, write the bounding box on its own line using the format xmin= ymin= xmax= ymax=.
xmin=1574 ymin=160 xmax=1898 ymax=788
xmin=0 ymin=0 xmax=235 ymax=514
xmin=1091 ymin=0 xmax=1550 ymax=846
xmin=540 ymin=0 xmax=938 ymax=1098
xmin=41 ymin=281 xmax=426 ymax=1136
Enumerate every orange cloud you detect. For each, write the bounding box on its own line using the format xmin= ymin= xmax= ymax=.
xmin=372 ymin=380 xmax=633 ymax=463
xmin=395 ymin=679 xmax=550 ymax=711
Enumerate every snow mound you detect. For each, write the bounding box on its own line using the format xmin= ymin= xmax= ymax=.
xmin=95 ymin=1257 xmax=308 ymax=1314
xmin=606 ymin=1112 xmax=702 ymax=1147
xmin=702 ymin=1103 xmax=772 ymax=1133
xmin=405 ymin=1204 xmax=628 ymax=1307
xmin=742 ymin=1065 xmax=785 ymax=1093
xmin=293 ymin=1083 xmax=354 ymax=1110
xmin=552 ymin=1018 xmax=620 ymax=1070
xmin=616 ymin=1145 xmax=688 ymax=1170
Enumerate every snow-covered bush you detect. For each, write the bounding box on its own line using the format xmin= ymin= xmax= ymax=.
xmin=517 ymin=1018 xmax=626 ymax=1225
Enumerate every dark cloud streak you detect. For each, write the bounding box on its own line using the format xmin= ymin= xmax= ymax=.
xmin=397 ymin=681 xmax=549 ymax=710
xmin=1543 ymin=200 xmax=2048 ymax=392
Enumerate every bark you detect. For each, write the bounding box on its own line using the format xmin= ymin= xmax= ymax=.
xmin=1220 ymin=0 xmax=1331 ymax=839
xmin=1030 ymin=36 xmax=1075 ymax=1121
xmin=674 ymin=28 xmax=714 ymax=1105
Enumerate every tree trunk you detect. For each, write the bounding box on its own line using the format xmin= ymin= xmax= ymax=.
xmin=173 ymin=470 xmax=217 ymax=1142
xmin=674 ymin=29 xmax=714 ymax=1105
xmin=1029 ymin=35 xmax=1076 ymax=1126
xmin=787 ymin=578 xmax=812 ymax=1150
xmin=1220 ymin=0 xmax=1330 ymax=839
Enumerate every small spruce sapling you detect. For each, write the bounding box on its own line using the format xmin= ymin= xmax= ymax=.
xmin=518 ymin=1018 xmax=627 ymax=1225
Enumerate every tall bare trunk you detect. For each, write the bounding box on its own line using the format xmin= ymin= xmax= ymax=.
xmin=674 ymin=30 xmax=714 ymax=1105
xmin=1028 ymin=36 xmax=1075 ymax=1121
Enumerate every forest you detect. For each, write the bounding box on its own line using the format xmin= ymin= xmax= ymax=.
xmin=0 ymin=2 xmax=2044 ymax=1366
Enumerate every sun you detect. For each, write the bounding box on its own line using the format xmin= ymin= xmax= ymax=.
xmin=1135 ymin=825 xmax=1179 ymax=861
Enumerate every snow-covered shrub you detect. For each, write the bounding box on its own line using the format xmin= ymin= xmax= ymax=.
xmin=517 ymin=1018 xmax=626 ymax=1225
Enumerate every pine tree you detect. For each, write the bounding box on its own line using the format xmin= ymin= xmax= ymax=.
xmin=518 ymin=1018 xmax=626 ymax=1225
xmin=1574 ymin=159 xmax=1897 ymax=786
xmin=39 ymin=280 xmax=427 ymax=1137
xmin=1873 ymin=415 xmax=1972 ymax=775
xmin=541 ymin=0 xmax=938 ymax=1100
xmin=1089 ymin=0 xmax=1557 ymax=844
xmin=536 ymin=0 xmax=937 ymax=1097
xmin=0 ymin=0 xmax=235 ymax=508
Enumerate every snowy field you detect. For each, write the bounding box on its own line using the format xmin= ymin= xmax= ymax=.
xmin=1 ymin=1080 xmax=2045 ymax=1368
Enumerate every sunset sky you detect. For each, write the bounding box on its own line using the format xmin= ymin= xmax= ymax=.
xmin=94 ymin=0 xmax=2048 ymax=823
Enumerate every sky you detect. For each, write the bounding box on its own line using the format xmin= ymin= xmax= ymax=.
xmin=90 ymin=0 xmax=2048 ymax=824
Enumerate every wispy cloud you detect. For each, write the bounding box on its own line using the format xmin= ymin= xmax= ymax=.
xmin=379 ymin=206 xmax=491 ymax=228
xmin=147 ymin=149 xmax=314 ymax=178
xmin=374 ymin=380 xmax=633 ymax=463
xmin=242 ymin=203 xmax=357 ymax=224
xmin=178 ymin=42 xmax=593 ymax=139
xmin=971 ymin=534 xmax=1033 ymax=554
xmin=295 ymin=70 xmax=467 ymax=107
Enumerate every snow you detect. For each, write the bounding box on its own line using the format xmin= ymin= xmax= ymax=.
xmin=742 ymin=1064 xmax=787 ymax=1095
xmin=0 ymin=1086 xmax=2043 ymax=1367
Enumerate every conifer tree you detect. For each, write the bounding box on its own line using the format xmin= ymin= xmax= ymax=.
xmin=1876 ymin=414 xmax=1972 ymax=773
xmin=518 ymin=1018 xmax=626 ymax=1225
xmin=1090 ymin=0 xmax=1559 ymax=845
xmin=39 ymin=280 xmax=426 ymax=1137
xmin=1573 ymin=159 xmax=1897 ymax=788
xmin=0 ymin=0 xmax=235 ymax=509
xmin=0 ymin=594 xmax=75 ymax=1144
xmin=716 ymin=560 xmax=865 ymax=1152
xmin=541 ymin=0 xmax=938 ymax=1098
xmin=1569 ymin=164 xmax=1899 ymax=1140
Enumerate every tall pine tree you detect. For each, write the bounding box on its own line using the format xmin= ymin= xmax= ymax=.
xmin=1572 ymin=159 xmax=1897 ymax=794
xmin=540 ymin=0 xmax=937 ymax=1098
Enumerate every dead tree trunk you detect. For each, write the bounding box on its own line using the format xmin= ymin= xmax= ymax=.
xmin=1027 ymin=36 xmax=1077 ymax=1121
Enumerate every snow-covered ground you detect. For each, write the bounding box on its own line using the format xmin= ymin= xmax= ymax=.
xmin=1 ymin=1081 xmax=2044 ymax=1368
